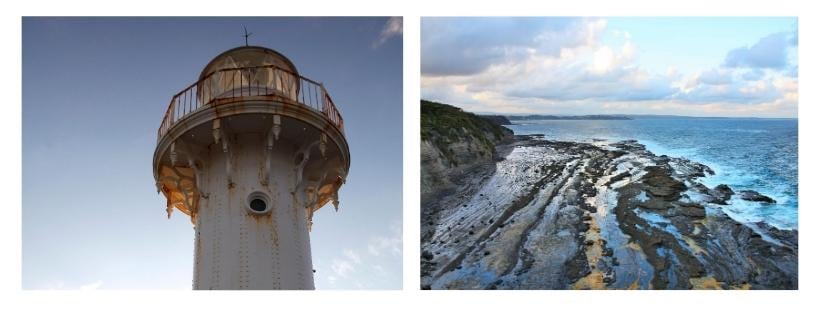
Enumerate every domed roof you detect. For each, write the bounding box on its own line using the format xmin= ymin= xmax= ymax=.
xmin=198 ymin=46 xmax=299 ymax=81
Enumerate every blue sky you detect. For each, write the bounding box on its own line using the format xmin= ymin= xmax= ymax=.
xmin=22 ymin=17 xmax=402 ymax=290
xmin=421 ymin=17 xmax=798 ymax=117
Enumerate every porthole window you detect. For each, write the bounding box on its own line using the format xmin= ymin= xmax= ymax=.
xmin=250 ymin=198 xmax=266 ymax=212
xmin=246 ymin=192 xmax=272 ymax=215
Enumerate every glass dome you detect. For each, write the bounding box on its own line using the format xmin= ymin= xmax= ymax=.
xmin=196 ymin=46 xmax=300 ymax=104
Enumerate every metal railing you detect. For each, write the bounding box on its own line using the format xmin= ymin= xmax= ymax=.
xmin=158 ymin=64 xmax=344 ymax=141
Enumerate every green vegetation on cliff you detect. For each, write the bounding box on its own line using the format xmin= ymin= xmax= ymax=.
xmin=421 ymin=100 xmax=513 ymax=165
xmin=480 ymin=115 xmax=512 ymax=125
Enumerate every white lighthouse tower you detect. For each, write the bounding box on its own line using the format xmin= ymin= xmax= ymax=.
xmin=152 ymin=45 xmax=350 ymax=290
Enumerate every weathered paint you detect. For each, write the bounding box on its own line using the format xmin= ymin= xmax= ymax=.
xmin=153 ymin=46 xmax=349 ymax=290
xmin=188 ymin=133 xmax=317 ymax=289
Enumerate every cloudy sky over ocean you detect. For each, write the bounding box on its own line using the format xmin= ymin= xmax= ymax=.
xmin=421 ymin=17 xmax=797 ymax=117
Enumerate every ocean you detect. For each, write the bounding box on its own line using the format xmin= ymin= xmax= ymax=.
xmin=507 ymin=118 xmax=798 ymax=230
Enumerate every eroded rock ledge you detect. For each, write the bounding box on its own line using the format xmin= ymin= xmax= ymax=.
xmin=420 ymin=137 xmax=797 ymax=290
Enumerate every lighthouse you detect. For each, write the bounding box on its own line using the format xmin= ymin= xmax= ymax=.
xmin=152 ymin=45 xmax=350 ymax=290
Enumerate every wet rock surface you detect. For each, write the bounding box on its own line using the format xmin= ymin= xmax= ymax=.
xmin=739 ymin=190 xmax=777 ymax=203
xmin=420 ymin=137 xmax=797 ymax=290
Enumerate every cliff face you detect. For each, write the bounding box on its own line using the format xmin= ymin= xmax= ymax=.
xmin=420 ymin=100 xmax=514 ymax=233
xmin=421 ymin=101 xmax=513 ymax=240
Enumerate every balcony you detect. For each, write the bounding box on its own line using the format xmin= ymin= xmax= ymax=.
xmin=157 ymin=64 xmax=344 ymax=142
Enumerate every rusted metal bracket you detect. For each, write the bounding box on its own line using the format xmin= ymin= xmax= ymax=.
xmin=305 ymin=184 xmax=317 ymax=232
xmin=294 ymin=140 xmax=318 ymax=189
xmin=179 ymin=140 xmax=207 ymax=200
xmin=170 ymin=142 xmax=178 ymax=166
xmin=262 ymin=121 xmax=277 ymax=186
xmin=332 ymin=167 xmax=346 ymax=211
xmin=225 ymin=136 xmax=234 ymax=188
xmin=319 ymin=133 xmax=327 ymax=158
xmin=272 ymin=114 xmax=281 ymax=140
xmin=212 ymin=119 xmax=222 ymax=145
xmin=214 ymin=119 xmax=234 ymax=188
xmin=332 ymin=190 xmax=340 ymax=212
xmin=304 ymin=184 xmax=320 ymax=231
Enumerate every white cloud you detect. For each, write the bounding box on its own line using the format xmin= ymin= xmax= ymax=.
xmin=422 ymin=18 xmax=677 ymax=110
xmin=367 ymin=244 xmax=380 ymax=256
xmin=372 ymin=17 xmax=402 ymax=48
xmin=343 ymin=249 xmax=362 ymax=265
xmin=330 ymin=259 xmax=354 ymax=278
xmin=696 ymin=68 xmax=733 ymax=86
xmin=422 ymin=17 xmax=604 ymax=76
xmin=724 ymin=32 xmax=795 ymax=69
xmin=590 ymin=46 xmax=615 ymax=74
xmin=321 ymin=220 xmax=402 ymax=288
xmin=365 ymin=222 xmax=402 ymax=257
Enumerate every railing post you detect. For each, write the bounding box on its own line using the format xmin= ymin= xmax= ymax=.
xmin=300 ymin=79 xmax=306 ymax=104
xmin=320 ymin=83 xmax=327 ymax=114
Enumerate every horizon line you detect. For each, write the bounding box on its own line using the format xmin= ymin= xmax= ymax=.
xmin=420 ymin=99 xmax=797 ymax=119
xmin=478 ymin=112 xmax=798 ymax=119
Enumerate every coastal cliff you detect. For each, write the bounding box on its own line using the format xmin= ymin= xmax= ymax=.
xmin=420 ymin=100 xmax=514 ymax=244
xmin=420 ymin=136 xmax=797 ymax=290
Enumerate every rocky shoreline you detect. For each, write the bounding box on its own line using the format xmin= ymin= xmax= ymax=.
xmin=421 ymin=135 xmax=797 ymax=290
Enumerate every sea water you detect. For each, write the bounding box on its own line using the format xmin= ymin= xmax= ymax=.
xmin=508 ymin=118 xmax=798 ymax=230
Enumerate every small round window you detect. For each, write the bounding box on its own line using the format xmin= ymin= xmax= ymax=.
xmin=246 ymin=192 xmax=272 ymax=215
